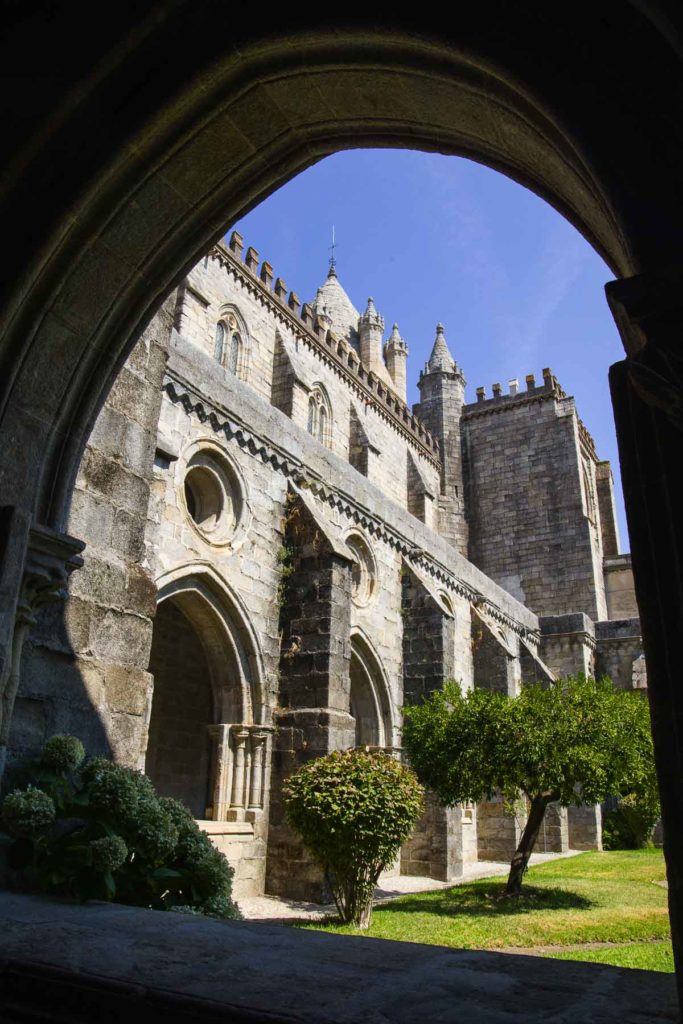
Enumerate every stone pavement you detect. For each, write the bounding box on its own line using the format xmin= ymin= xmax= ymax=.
xmin=0 ymin=891 xmax=677 ymax=1023
xmin=239 ymin=850 xmax=582 ymax=921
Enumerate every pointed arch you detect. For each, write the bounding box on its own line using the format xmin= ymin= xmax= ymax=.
xmin=154 ymin=562 xmax=267 ymax=725
xmin=307 ymin=383 xmax=333 ymax=448
xmin=349 ymin=628 xmax=397 ymax=748
xmin=215 ymin=303 xmax=251 ymax=380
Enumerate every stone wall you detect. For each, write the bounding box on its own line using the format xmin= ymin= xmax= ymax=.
xmin=8 ymin=297 xmax=174 ymax=774
xmin=604 ymin=556 xmax=639 ymax=619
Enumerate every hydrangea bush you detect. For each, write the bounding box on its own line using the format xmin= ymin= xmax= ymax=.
xmin=283 ymin=749 xmax=424 ymax=928
xmin=0 ymin=736 xmax=240 ymax=920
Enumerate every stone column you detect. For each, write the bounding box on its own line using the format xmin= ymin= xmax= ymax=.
xmin=568 ymin=803 xmax=602 ymax=851
xmin=267 ymin=488 xmax=355 ymax=900
xmin=207 ymin=723 xmax=231 ymax=821
xmin=248 ymin=728 xmax=269 ymax=812
xmin=477 ymin=793 xmax=524 ymax=862
xmin=540 ymin=802 xmax=569 ymax=853
xmin=401 ymin=563 xmax=469 ymax=880
xmin=606 ymin=266 xmax=683 ymax=995
xmin=229 ymin=727 xmax=250 ymax=820
xmin=0 ymin=520 xmax=84 ymax=780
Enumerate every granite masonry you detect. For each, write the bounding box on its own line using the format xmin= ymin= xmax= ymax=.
xmin=8 ymin=233 xmax=645 ymax=899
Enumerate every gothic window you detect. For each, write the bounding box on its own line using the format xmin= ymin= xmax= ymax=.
xmin=214 ymin=321 xmax=225 ymax=362
xmin=227 ymin=331 xmax=241 ymax=375
xmin=213 ymin=309 xmax=248 ymax=379
xmin=306 ymin=385 xmax=332 ymax=448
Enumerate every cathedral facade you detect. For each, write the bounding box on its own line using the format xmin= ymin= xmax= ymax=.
xmin=10 ymin=232 xmax=644 ymax=900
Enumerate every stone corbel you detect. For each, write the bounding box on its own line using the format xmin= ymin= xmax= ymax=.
xmin=0 ymin=522 xmax=84 ymax=777
xmin=606 ymin=267 xmax=683 ymax=430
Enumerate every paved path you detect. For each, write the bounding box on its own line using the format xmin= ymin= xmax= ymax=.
xmin=239 ymin=849 xmax=583 ymax=921
xmin=0 ymin=891 xmax=677 ymax=1023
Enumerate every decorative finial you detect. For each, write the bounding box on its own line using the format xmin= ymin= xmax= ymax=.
xmin=328 ymin=224 xmax=337 ymax=277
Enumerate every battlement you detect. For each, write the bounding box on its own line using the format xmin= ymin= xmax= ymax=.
xmin=463 ymin=367 xmax=567 ymax=416
xmin=209 ymin=234 xmax=441 ymax=462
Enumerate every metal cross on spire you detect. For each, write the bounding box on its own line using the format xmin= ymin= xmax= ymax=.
xmin=328 ymin=224 xmax=337 ymax=277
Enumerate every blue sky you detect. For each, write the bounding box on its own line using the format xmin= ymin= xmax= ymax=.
xmin=231 ymin=149 xmax=629 ymax=549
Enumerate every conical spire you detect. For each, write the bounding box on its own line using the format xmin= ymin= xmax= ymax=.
xmin=386 ymin=323 xmax=408 ymax=353
xmin=360 ymin=296 xmax=384 ymax=331
xmin=427 ymin=323 xmax=455 ymax=372
xmin=311 ymin=271 xmax=361 ymax=349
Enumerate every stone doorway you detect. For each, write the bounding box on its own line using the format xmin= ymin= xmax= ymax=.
xmin=146 ymin=597 xmax=214 ymax=818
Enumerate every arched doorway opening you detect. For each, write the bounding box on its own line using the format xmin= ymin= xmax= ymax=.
xmin=146 ymin=596 xmax=214 ymax=818
xmin=147 ymin=566 xmax=268 ymax=822
xmin=349 ymin=633 xmax=394 ymax=750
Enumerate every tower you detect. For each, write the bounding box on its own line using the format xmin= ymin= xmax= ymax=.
xmin=415 ymin=324 xmax=468 ymax=555
xmin=384 ymin=323 xmax=409 ymax=402
xmin=358 ymin=296 xmax=388 ymax=382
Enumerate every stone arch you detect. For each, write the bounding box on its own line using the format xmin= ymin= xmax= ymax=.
xmin=154 ymin=562 xmax=267 ymax=726
xmin=215 ymin=303 xmax=251 ymax=380
xmin=349 ymin=629 xmax=396 ymax=749
xmin=307 ymin=382 xmax=332 ymax=448
xmin=4 ymin=26 xmax=666 ymax=531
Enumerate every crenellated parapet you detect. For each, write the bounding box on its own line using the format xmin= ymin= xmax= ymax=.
xmin=466 ymin=367 xmax=567 ymax=415
xmin=209 ymin=235 xmax=441 ymax=466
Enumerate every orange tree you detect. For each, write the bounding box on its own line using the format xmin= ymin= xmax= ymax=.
xmin=402 ymin=676 xmax=657 ymax=894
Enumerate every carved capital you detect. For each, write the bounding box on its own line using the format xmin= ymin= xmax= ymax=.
xmin=607 ymin=267 xmax=683 ymax=431
xmin=606 ymin=265 xmax=683 ymax=357
xmin=17 ymin=524 xmax=85 ymax=626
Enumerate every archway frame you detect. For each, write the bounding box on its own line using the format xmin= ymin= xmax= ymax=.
xmin=0 ymin=30 xmax=650 ymax=530
xmin=350 ymin=627 xmax=398 ymax=749
xmin=155 ymin=562 xmax=268 ymax=727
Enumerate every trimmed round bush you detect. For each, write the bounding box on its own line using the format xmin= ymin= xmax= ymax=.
xmin=283 ymin=749 xmax=423 ymax=928
xmin=39 ymin=735 xmax=85 ymax=775
xmin=2 ymin=786 xmax=56 ymax=838
xmin=90 ymin=835 xmax=128 ymax=872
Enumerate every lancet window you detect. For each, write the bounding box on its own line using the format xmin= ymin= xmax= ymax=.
xmin=213 ymin=309 xmax=247 ymax=379
xmin=307 ymin=385 xmax=332 ymax=448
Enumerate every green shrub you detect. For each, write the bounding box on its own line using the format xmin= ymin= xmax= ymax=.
xmin=603 ymin=790 xmax=661 ymax=850
xmin=39 ymin=735 xmax=85 ymax=775
xmin=0 ymin=736 xmax=241 ymax=920
xmin=2 ymin=786 xmax=56 ymax=839
xmin=283 ymin=749 xmax=423 ymax=928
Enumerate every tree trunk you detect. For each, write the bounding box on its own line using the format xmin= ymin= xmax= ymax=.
xmin=505 ymin=794 xmax=550 ymax=895
xmin=357 ymin=899 xmax=373 ymax=929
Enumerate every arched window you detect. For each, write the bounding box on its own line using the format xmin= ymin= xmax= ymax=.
xmin=214 ymin=321 xmax=225 ymax=362
xmin=306 ymin=385 xmax=332 ymax=447
xmin=228 ymin=331 xmax=241 ymax=375
xmin=213 ymin=309 xmax=248 ymax=379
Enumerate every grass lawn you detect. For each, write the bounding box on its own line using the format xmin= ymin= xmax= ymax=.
xmin=294 ymin=850 xmax=672 ymax=972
